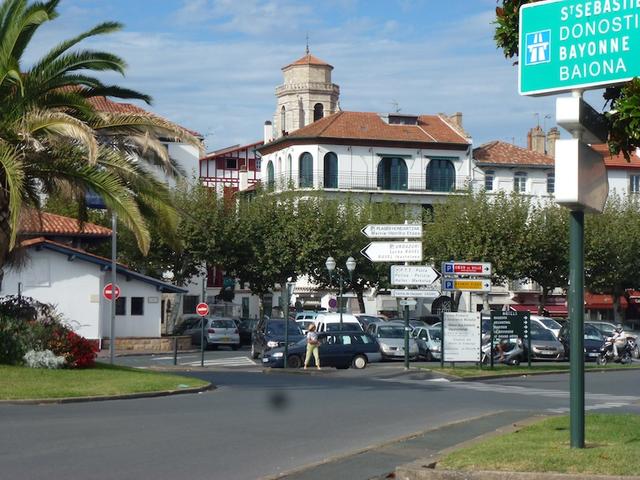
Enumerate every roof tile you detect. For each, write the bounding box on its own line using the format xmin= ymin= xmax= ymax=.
xmin=20 ymin=211 xmax=112 ymax=237
xmin=474 ymin=141 xmax=554 ymax=167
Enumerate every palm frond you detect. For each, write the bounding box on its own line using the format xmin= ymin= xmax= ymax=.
xmin=82 ymin=85 xmax=152 ymax=104
xmin=0 ymin=143 xmax=25 ymax=249
xmin=11 ymin=0 xmax=59 ymax=60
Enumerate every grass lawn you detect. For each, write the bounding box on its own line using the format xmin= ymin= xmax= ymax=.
xmin=438 ymin=414 xmax=640 ymax=476
xmin=421 ymin=363 xmax=640 ymax=378
xmin=0 ymin=363 xmax=209 ymax=400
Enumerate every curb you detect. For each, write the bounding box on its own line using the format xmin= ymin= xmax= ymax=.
xmin=419 ymin=365 xmax=640 ymax=382
xmin=96 ymin=349 xmax=201 ymax=358
xmin=0 ymin=383 xmax=214 ymax=405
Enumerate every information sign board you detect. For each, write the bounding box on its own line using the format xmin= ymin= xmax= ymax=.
xmin=443 ymin=312 xmax=481 ymax=362
xmin=490 ymin=311 xmax=530 ymax=345
xmin=390 ymin=265 xmax=440 ymax=285
xmin=360 ymin=242 xmax=422 ymax=262
xmin=442 ymin=279 xmax=491 ymax=292
xmin=361 ymin=224 xmax=423 ymax=238
xmin=442 ymin=262 xmax=491 ymax=276
xmin=390 ymin=289 xmax=440 ymax=298
xmin=519 ymin=0 xmax=640 ymax=96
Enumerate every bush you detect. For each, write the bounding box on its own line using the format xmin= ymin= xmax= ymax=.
xmin=50 ymin=330 xmax=97 ymax=368
xmin=23 ymin=349 xmax=66 ymax=369
xmin=0 ymin=314 xmax=30 ymax=364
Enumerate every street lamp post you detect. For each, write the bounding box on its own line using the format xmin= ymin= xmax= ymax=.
xmin=326 ymin=256 xmax=356 ymax=330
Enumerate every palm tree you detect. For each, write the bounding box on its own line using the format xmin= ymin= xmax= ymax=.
xmin=0 ymin=0 xmax=202 ymax=275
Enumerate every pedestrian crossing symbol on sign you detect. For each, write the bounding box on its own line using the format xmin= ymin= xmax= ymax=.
xmin=525 ymin=30 xmax=550 ymax=66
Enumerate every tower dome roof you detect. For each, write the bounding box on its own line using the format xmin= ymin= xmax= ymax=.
xmin=283 ymin=53 xmax=333 ymax=70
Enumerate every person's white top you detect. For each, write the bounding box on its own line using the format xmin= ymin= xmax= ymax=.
xmin=307 ymin=331 xmax=318 ymax=344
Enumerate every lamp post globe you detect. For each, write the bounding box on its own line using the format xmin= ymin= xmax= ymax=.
xmin=325 ymin=256 xmax=336 ymax=273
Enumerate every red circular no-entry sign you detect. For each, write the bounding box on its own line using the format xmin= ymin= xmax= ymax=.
xmin=103 ymin=283 xmax=121 ymax=301
xmin=196 ymin=302 xmax=209 ymax=317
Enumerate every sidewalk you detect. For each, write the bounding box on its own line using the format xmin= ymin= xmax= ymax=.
xmin=262 ymin=410 xmax=535 ymax=480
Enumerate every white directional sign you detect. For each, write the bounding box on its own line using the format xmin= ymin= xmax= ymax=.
xmin=391 ymin=289 xmax=440 ymax=299
xmin=361 ymin=224 xmax=422 ymax=239
xmin=442 ymin=261 xmax=492 ymax=277
xmin=443 ymin=312 xmax=481 ymax=362
xmin=442 ymin=278 xmax=491 ymax=292
xmin=390 ymin=265 xmax=440 ymax=285
xmin=399 ymin=299 xmax=417 ymax=307
xmin=360 ymin=242 xmax=422 ymax=262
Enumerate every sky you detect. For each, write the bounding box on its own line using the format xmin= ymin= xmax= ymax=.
xmin=26 ymin=0 xmax=606 ymax=152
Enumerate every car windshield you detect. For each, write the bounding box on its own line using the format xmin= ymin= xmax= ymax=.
xmin=590 ymin=323 xmax=614 ymax=335
xmin=378 ymin=326 xmax=405 ymax=338
xmin=531 ymin=327 xmax=555 ymax=341
xmin=212 ymin=319 xmax=236 ymax=328
xmin=326 ymin=323 xmax=361 ymax=332
xmin=428 ymin=328 xmax=441 ymax=341
xmin=267 ymin=321 xmax=303 ymax=335
xmin=539 ymin=318 xmax=562 ymax=329
xmin=585 ymin=324 xmax=603 ymax=340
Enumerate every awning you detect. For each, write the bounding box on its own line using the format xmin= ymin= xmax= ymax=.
xmin=584 ymin=293 xmax=628 ymax=310
xmin=543 ymin=304 xmax=568 ymax=317
xmin=509 ymin=304 xmax=539 ymax=313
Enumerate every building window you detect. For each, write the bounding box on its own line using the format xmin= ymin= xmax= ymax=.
xmin=323 ymin=152 xmax=338 ymax=188
xmin=267 ymin=161 xmax=274 ymax=189
xmin=183 ymin=295 xmax=198 ymax=314
xmin=313 ymin=103 xmax=324 ymax=122
xmin=280 ymin=106 xmax=286 ymax=133
xmin=131 ymin=297 xmax=144 ymax=316
xmin=485 ymin=170 xmax=495 ymax=191
xmin=547 ymin=172 xmax=555 ymax=194
xmin=514 ymin=171 xmax=527 ymax=193
xmin=426 ymin=157 xmax=455 ymax=192
xmin=225 ymin=158 xmax=237 ymax=169
xmin=377 ymin=157 xmax=408 ymax=190
xmin=630 ymin=175 xmax=640 ymax=193
xmin=287 ymin=154 xmax=292 ymax=181
xmin=115 ymin=297 xmax=126 ymax=316
xmin=299 ymin=152 xmax=313 ymax=188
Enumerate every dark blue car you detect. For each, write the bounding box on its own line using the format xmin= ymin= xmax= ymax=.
xmin=262 ymin=331 xmax=382 ymax=369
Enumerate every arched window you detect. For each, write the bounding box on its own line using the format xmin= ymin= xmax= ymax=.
xmin=514 ymin=171 xmax=527 ymax=193
xmin=323 ymin=152 xmax=338 ymax=188
xmin=314 ymin=103 xmax=324 ymax=122
xmin=547 ymin=172 xmax=555 ymax=194
xmin=287 ymin=154 xmax=292 ymax=181
xmin=484 ymin=169 xmax=495 ymax=191
xmin=299 ymin=152 xmax=313 ymax=188
xmin=377 ymin=157 xmax=408 ymax=190
xmin=426 ymin=158 xmax=455 ymax=192
xmin=266 ymin=161 xmax=274 ymax=189
xmin=280 ymin=106 xmax=286 ymax=133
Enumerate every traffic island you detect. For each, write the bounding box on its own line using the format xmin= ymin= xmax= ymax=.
xmin=419 ymin=364 xmax=640 ymax=381
xmin=396 ymin=414 xmax=640 ymax=480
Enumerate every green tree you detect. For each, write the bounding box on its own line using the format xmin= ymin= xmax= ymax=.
xmin=494 ymin=0 xmax=640 ymax=159
xmin=0 ymin=0 xmax=201 ymax=278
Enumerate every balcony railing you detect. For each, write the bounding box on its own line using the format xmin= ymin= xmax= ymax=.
xmin=265 ymin=171 xmax=471 ymax=193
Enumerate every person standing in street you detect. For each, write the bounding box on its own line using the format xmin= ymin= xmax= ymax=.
xmin=304 ymin=323 xmax=321 ymax=369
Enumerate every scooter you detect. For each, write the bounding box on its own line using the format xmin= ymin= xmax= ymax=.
xmin=481 ymin=338 xmax=524 ymax=366
xmin=597 ymin=337 xmax=634 ymax=366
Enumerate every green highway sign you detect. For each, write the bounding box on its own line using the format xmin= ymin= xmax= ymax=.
xmin=519 ymin=0 xmax=640 ymax=96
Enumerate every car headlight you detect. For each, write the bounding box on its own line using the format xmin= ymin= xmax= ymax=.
xmin=267 ymin=341 xmax=279 ymax=348
xmin=380 ymin=343 xmax=391 ymax=351
xmin=432 ymin=346 xmax=441 ymax=352
xmin=272 ymin=352 xmax=283 ymax=358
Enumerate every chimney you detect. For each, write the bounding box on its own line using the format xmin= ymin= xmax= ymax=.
xmin=450 ymin=112 xmax=463 ymax=129
xmin=264 ymin=121 xmax=273 ymax=144
xmin=546 ymin=127 xmax=560 ymax=158
xmin=527 ymin=126 xmax=545 ymax=154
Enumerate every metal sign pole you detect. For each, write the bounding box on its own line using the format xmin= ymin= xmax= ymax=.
xmin=570 ymin=210 xmax=585 ymax=448
xmin=440 ymin=310 xmax=444 ymax=369
xmin=109 ymin=212 xmax=117 ymax=365
xmin=527 ymin=313 xmax=532 ymax=368
xmin=490 ymin=315 xmax=494 ymax=370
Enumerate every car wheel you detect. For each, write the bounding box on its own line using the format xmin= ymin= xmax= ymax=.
xmin=621 ymin=352 xmax=632 ymax=364
xmin=352 ymin=354 xmax=368 ymax=369
xmin=510 ymin=358 xmax=520 ymax=366
xmin=596 ymin=354 xmax=608 ymax=367
xmin=634 ymin=344 xmax=640 ymax=359
xmin=287 ymin=355 xmax=302 ymax=369
xmin=231 ymin=344 xmax=240 ymax=351
xmin=425 ymin=350 xmax=433 ymax=362
xmin=251 ymin=344 xmax=259 ymax=359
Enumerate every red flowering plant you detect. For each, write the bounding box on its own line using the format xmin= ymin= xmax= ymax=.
xmin=49 ymin=328 xmax=97 ymax=368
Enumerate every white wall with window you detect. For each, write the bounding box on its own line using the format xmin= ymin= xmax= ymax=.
xmin=474 ymin=167 xmax=554 ymax=198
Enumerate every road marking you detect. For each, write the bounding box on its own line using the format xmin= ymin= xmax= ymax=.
xmin=182 ymin=356 xmax=258 ymax=367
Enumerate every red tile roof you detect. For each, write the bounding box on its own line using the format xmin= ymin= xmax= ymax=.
xmin=284 ymin=53 xmax=333 ymax=69
xmin=20 ymin=211 xmax=112 ymax=237
xmin=261 ymin=111 xmax=468 ymax=153
xmin=590 ymin=144 xmax=640 ymax=169
xmin=474 ymin=141 xmax=554 ymax=167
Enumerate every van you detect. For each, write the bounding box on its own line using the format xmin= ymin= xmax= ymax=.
xmin=295 ymin=311 xmax=319 ymax=334
xmin=314 ymin=312 xmax=363 ymax=333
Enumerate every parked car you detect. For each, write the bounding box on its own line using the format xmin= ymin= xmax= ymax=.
xmin=530 ymin=315 xmax=563 ymax=338
xmin=354 ymin=314 xmax=384 ymax=330
xmin=527 ymin=324 xmax=565 ymax=360
xmin=387 ymin=318 xmax=428 ymax=329
xmin=251 ymin=317 xmax=305 ymax=359
xmin=172 ymin=315 xmax=201 ymax=335
xmin=314 ymin=313 xmax=363 ymax=333
xmin=558 ymin=322 xmax=605 ymax=361
xmin=365 ymin=321 xmax=419 ymax=360
xmin=261 ymin=331 xmax=382 ymax=369
xmin=236 ymin=317 xmax=259 ymax=346
xmin=295 ymin=311 xmax=320 ymax=333
xmin=411 ymin=326 xmax=441 ymax=361
xmin=187 ymin=317 xmax=240 ymax=350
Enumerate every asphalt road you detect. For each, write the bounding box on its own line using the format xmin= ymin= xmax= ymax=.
xmin=2 ymin=360 xmax=639 ymax=480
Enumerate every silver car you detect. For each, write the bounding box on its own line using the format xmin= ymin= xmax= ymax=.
xmin=187 ymin=316 xmax=240 ymax=350
xmin=366 ymin=322 xmax=419 ymax=360
xmin=411 ymin=326 xmax=442 ymax=361
xmin=529 ymin=324 xmax=565 ymax=360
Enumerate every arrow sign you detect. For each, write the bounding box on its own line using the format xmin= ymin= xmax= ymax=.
xmin=442 ymin=261 xmax=491 ymax=277
xmin=442 ymin=279 xmax=491 ymax=292
xmin=361 ymin=242 xmax=422 ymax=262
xmin=390 ymin=265 xmax=440 ymax=285
xmin=391 ymin=289 xmax=440 ymax=299
xmin=361 ymin=224 xmax=422 ymax=239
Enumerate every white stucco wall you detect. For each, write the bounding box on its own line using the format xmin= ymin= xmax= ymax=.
xmin=1 ymin=249 xmax=164 ymax=340
xmin=473 ymin=166 xmax=554 ymax=199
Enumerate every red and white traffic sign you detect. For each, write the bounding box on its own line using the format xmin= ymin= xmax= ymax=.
xmin=442 ymin=261 xmax=492 ymax=277
xmin=196 ymin=302 xmax=209 ymax=317
xmin=103 ymin=283 xmax=121 ymax=301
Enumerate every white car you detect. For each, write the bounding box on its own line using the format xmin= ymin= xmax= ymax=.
xmin=530 ymin=315 xmax=563 ymax=338
xmin=314 ymin=312 xmax=363 ymax=333
xmin=411 ymin=326 xmax=441 ymax=361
